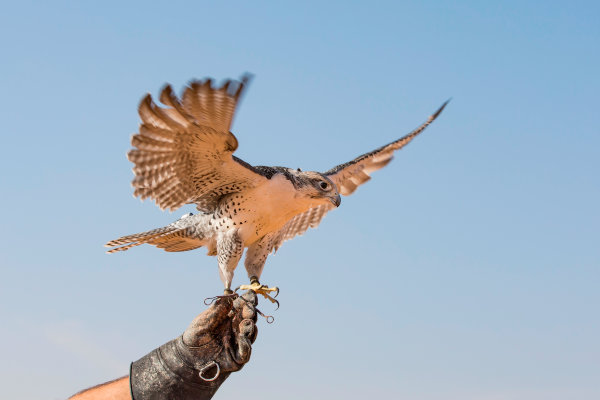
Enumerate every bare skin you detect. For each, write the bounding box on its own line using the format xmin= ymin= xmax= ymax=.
xmin=69 ymin=376 xmax=130 ymax=400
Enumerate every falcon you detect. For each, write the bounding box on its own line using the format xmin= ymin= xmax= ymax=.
xmin=106 ymin=75 xmax=448 ymax=304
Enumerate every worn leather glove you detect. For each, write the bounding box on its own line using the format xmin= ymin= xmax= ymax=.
xmin=130 ymin=291 xmax=259 ymax=399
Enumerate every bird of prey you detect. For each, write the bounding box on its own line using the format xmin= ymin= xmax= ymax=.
xmin=106 ymin=75 xmax=447 ymax=303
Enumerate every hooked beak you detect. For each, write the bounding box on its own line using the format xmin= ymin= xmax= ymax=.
xmin=330 ymin=194 xmax=341 ymax=207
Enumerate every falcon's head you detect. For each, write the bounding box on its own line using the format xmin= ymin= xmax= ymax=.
xmin=288 ymin=169 xmax=341 ymax=208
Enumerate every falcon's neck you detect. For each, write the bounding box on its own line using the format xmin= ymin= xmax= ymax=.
xmin=255 ymin=173 xmax=316 ymax=218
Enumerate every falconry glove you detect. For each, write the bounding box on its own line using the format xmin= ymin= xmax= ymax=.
xmin=130 ymin=291 xmax=258 ymax=400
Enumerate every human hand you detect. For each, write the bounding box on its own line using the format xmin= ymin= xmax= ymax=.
xmin=182 ymin=291 xmax=259 ymax=378
xmin=130 ymin=291 xmax=259 ymax=399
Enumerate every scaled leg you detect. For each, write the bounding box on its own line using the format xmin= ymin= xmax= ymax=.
xmin=239 ymin=235 xmax=279 ymax=306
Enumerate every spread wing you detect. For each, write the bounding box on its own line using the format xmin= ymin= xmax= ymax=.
xmin=128 ymin=75 xmax=268 ymax=212
xmin=271 ymin=204 xmax=335 ymax=252
xmin=269 ymin=101 xmax=449 ymax=252
xmin=324 ymin=101 xmax=449 ymax=196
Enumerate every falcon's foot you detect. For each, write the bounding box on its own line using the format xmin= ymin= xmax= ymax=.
xmin=236 ymin=277 xmax=279 ymax=309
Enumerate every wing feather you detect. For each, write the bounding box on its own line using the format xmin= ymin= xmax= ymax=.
xmin=128 ymin=74 xmax=267 ymax=212
xmin=131 ymin=134 xmax=175 ymax=152
xmin=272 ymin=204 xmax=334 ymax=252
xmin=324 ymin=101 xmax=449 ymax=196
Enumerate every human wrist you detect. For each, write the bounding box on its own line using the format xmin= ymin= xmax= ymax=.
xmin=130 ymin=336 xmax=230 ymax=400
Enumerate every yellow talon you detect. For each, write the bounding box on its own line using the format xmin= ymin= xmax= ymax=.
xmin=236 ymin=279 xmax=279 ymax=309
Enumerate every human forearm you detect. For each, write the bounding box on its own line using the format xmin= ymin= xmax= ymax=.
xmin=69 ymin=376 xmax=130 ymax=400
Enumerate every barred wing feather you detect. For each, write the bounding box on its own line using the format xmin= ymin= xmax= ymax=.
xmin=129 ymin=75 xmax=267 ymax=212
xmin=324 ymin=101 xmax=449 ymax=196
xmin=272 ymin=204 xmax=334 ymax=252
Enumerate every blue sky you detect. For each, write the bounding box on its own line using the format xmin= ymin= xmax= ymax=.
xmin=1 ymin=1 xmax=598 ymax=399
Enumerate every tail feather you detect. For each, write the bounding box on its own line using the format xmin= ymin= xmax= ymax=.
xmin=105 ymin=225 xmax=178 ymax=253
xmin=106 ymin=241 xmax=145 ymax=253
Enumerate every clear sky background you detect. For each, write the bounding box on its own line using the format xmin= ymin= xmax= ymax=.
xmin=1 ymin=1 xmax=598 ymax=399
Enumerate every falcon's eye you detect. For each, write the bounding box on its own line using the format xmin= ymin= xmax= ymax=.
xmin=320 ymin=181 xmax=329 ymax=190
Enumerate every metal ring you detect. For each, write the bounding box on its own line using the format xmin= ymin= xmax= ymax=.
xmin=204 ymin=297 xmax=216 ymax=306
xmin=198 ymin=361 xmax=220 ymax=382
